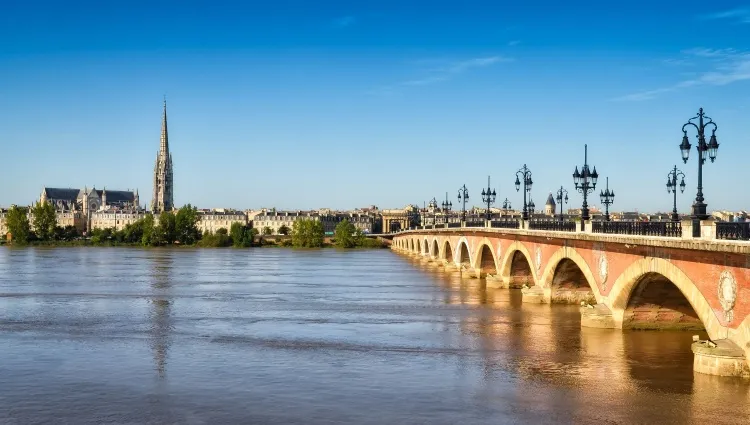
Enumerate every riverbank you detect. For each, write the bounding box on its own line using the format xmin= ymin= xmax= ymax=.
xmin=0 ymin=238 xmax=388 ymax=249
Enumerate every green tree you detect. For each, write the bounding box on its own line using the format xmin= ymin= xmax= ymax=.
xmin=246 ymin=227 xmax=258 ymax=246
xmin=354 ymin=228 xmax=365 ymax=246
xmin=291 ymin=219 xmax=325 ymax=248
xmin=262 ymin=226 xmax=273 ymax=236
xmin=123 ymin=219 xmax=145 ymax=243
xmin=141 ymin=214 xmax=156 ymax=246
xmin=175 ymin=204 xmax=200 ymax=245
xmin=334 ymin=219 xmax=357 ymax=248
xmin=230 ymin=222 xmax=248 ymax=247
xmin=6 ymin=205 xmax=31 ymax=243
xmin=158 ymin=212 xmax=177 ymax=244
xmin=31 ymin=201 xmax=57 ymax=241
xmin=278 ymin=225 xmax=290 ymax=235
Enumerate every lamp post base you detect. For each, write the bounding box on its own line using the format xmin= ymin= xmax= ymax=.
xmin=691 ymin=202 xmax=709 ymax=220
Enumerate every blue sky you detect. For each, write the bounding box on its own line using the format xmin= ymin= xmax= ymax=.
xmin=1 ymin=1 xmax=749 ymax=213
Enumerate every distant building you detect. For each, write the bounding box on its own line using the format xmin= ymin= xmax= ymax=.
xmin=381 ymin=205 xmax=419 ymax=232
xmin=196 ymin=209 xmax=247 ymax=234
xmin=40 ymin=187 xmax=140 ymax=233
xmin=544 ymin=193 xmax=556 ymax=216
xmin=90 ymin=208 xmax=148 ymax=231
xmin=0 ymin=208 xmax=8 ymax=237
xmin=251 ymin=209 xmax=378 ymax=235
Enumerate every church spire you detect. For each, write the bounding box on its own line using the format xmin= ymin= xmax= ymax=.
xmin=160 ymin=97 xmax=169 ymax=154
xmin=153 ymin=97 xmax=174 ymax=214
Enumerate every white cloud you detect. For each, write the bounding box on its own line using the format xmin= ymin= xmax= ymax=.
xmin=702 ymin=8 xmax=750 ymax=23
xmin=612 ymin=48 xmax=750 ymax=101
xmin=400 ymin=56 xmax=512 ymax=87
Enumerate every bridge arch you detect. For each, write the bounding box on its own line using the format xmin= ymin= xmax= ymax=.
xmin=473 ymin=242 xmax=499 ymax=277
xmin=500 ymin=241 xmax=536 ymax=287
xmin=431 ymin=239 xmax=439 ymax=258
xmin=409 ymin=239 xmax=414 ymax=252
xmin=416 ymin=239 xmax=421 ymax=254
xmin=539 ymin=247 xmax=600 ymax=304
xmin=455 ymin=238 xmax=471 ymax=268
xmin=423 ymin=238 xmax=429 ymax=255
xmin=441 ymin=240 xmax=453 ymax=263
xmin=608 ymin=258 xmax=721 ymax=338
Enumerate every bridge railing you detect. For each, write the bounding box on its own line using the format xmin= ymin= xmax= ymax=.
xmin=529 ymin=219 xmax=577 ymax=232
xmin=465 ymin=221 xmax=485 ymax=228
xmin=716 ymin=222 xmax=750 ymax=241
xmin=490 ymin=219 xmax=520 ymax=229
xmin=592 ymin=220 xmax=682 ymax=237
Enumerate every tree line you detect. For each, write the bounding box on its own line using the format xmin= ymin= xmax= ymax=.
xmin=3 ymin=203 xmax=383 ymax=249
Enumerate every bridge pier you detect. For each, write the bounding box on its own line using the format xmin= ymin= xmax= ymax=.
xmin=692 ymin=339 xmax=750 ymax=378
xmin=580 ymin=303 xmax=616 ymax=329
xmin=521 ymin=285 xmax=548 ymax=303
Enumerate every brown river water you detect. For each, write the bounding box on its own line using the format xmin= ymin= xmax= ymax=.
xmin=0 ymin=247 xmax=748 ymax=424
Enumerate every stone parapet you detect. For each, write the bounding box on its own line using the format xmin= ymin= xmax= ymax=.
xmin=395 ymin=226 xmax=750 ymax=254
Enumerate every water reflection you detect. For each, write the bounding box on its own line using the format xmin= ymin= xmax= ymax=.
xmin=148 ymin=251 xmax=173 ymax=378
xmin=2 ymin=248 xmax=749 ymax=424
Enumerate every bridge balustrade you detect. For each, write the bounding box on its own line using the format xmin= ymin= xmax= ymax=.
xmin=447 ymin=222 xmax=461 ymax=228
xmin=528 ymin=220 xmax=577 ymax=232
xmin=716 ymin=222 xmax=750 ymax=241
xmin=490 ymin=220 xmax=520 ymax=229
xmin=592 ymin=220 xmax=682 ymax=237
xmin=465 ymin=221 xmax=485 ymax=228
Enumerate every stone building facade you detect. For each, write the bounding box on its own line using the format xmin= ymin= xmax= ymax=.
xmin=197 ymin=209 xmax=247 ymax=234
xmin=250 ymin=209 xmax=379 ymax=235
xmin=39 ymin=187 xmax=140 ymax=233
xmin=90 ymin=209 xmax=149 ymax=231
xmin=0 ymin=209 xmax=8 ymax=238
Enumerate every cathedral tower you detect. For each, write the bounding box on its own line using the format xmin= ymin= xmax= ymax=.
xmin=152 ymin=99 xmax=174 ymax=213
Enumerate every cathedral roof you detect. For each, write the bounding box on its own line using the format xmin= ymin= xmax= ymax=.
xmin=43 ymin=188 xmax=81 ymax=201
xmin=97 ymin=190 xmax=135 ymax=203
xmin=546 ymin=193 xmax=556 ymax=206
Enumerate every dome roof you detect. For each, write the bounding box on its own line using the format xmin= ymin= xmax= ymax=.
xmin=546 ymin=193 xmax=556 ymax=206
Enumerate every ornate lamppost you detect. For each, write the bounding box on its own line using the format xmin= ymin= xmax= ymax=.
xmin=599 ymin=177 xmax=614 ymax=221
xmin=680 ymin=108 xmax=719 ymax=220
xmin=481 ymin=176 xmax=497 ymax=221
xmin=527 ymin=198 xmax=536 ymax=216
xmin=441 ymin=192 xmax=452 ymax=224
xmin=555 ymin=186 xmax=568 ymax=221
xmin=441 ymin=192 xmax=452 ymax=212
xmin=457 ymin=184 xmax=469 ymax=222
xmin=573 ymin=144 xmax=599 ymax=228
xmin=514 ymin=164 xmax=533 ymax=220
xmin=666 ymin=165 xmax=686 ymax=222
xmin=502 ymin=198 xmax=512 ymax=216
xmin=427 ymin=198 xmax=438 ymax=226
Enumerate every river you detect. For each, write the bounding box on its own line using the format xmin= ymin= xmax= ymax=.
xmin=0 ymin=247 xmax=748 ymax=424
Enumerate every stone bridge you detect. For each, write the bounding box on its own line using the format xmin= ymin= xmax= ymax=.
xmin=392 ymin=227 xmax=750 ymax=378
